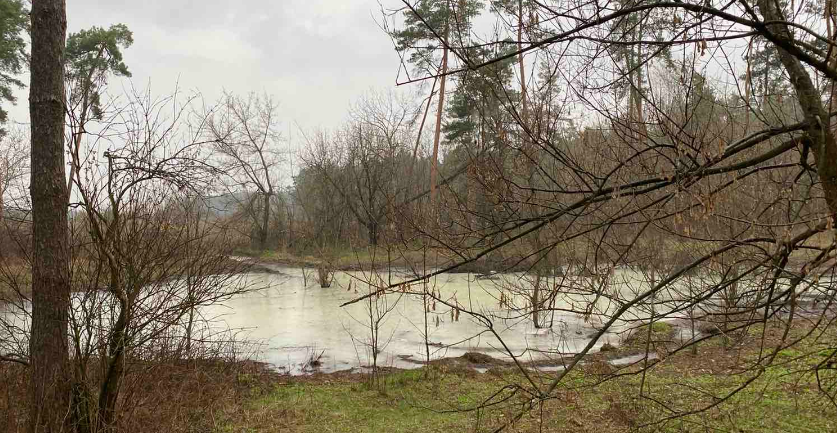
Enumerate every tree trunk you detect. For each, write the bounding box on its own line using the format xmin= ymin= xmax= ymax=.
xmin=689 ymin=294 xmax=697 ymax=355
xmin=757 ymin=0 xmax=837 ymax=226
xmin=367 ymin=220 xmax=378 ymax=246
xmin=519 ymin=1 xmax=542 ymax=329
xmin=70 ymin=381 xmax=93 ymax=433
xmin=28 ymin=0 xmax=71 ymax=432
xmin=98 ymin=296 xmax=128 ymax=431
xmin=0 ymin=178 xmax=5 ymax=227
xmin=409 ymin=76 xmax=438 ymax=194
xmin=66 ymin=46 xmax=103 ymax=200
xmin=518 ymin=0 xmax=528 ymax=148
xmin=184 ymin=277 xmax=195 ymax=355
xmin=66 ymin=131 xmax=83 ymax=199
xmin=285 ymin=205 xmax=293 ymax=251
xmin=430 ymin=14 xmax=449 ymax=207
xmin=532 ymin=272 xmax=541 ymax=328
xmin=260 ymin=192 xmax=271 ymax=250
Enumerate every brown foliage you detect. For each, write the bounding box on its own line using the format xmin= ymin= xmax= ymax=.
xmin=1 ymin=359 xmax=276 ymax=433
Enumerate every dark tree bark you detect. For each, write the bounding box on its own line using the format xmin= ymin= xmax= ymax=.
xmin=28 ymin=0 xmax=71 ymax=432
xmin=98 ymin=290 xmax=127 ymax=431
xmin=261 ymin=192 xmax=271 ymax=250
xmin=367 ymin=220 xmax=379 ymax=247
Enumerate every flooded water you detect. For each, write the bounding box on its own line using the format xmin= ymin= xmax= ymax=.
xmin=608 ymin=352 xmax=659 ymax=366
xmin=5 ymin=264 xmax=822 ymax=375
xmin=203 ymin=266 xmax=629 ymax=374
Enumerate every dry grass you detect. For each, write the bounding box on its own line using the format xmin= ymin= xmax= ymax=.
xmin=0 ymin=259 xmax=31 ymax=298
xmin=0 ymin=363 xmax=27 ymax=431
xmin=0 ymin=359 xmax=279 ymax=433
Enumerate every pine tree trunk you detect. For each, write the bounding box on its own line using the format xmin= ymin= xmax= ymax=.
xmin=518 ymin=0 xmax=528 ymax=148
xmin=28 ymin=1 xmax=71 ymax=432
xmin=430 ymin=14 xmax=449 ymax=206
xmin=409 ymin=76 xmax=437 ymax=193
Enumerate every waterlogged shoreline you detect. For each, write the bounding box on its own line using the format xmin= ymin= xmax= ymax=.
xmin=219 ymin=318 xmax=837 ymax=433
xmin=225 ymin=263 xmax=836 ymax=376
xmin=244 ymin=249 xmax=584 ymax=274
xmin=207 ymin=265 xmax=711 ymax=376
xmin=4 ymin=261 xmax=832 ymax=377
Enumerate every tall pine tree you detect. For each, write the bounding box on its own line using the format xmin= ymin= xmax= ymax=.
xmin=392 ymin=0 xmax=482 ymax=205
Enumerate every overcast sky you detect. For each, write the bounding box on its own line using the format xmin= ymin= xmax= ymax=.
xmin=8 ymin=0 xmax=408 ymax=136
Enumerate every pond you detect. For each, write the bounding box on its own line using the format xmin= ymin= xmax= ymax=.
xmin=4 ymin=264 xmax=771 ymax=375
xmin=203 ymin=265 xmax=638 ymax=374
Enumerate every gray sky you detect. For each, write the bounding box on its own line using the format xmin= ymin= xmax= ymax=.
xmin=8 ymin=0 xmax=407 ymax=134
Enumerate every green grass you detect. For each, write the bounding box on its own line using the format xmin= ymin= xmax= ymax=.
xmin=222 ymin=369 xmax=506 ymax=432
xmin=249 ymin=246 xmax=449 ymax=271
xmin=244 ymin=241 xmax=585 ymax=273
xmin=605 ymin=361 xmax=834 ymax=433
xmin=222 ymin=332 xmax=837 ymax=433
xmin=621 ymin=321 xmax=675 ymax=349
xmin=648 ymin=321 xmax=672 ymax=333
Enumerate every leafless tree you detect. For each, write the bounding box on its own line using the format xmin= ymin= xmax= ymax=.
xmin=64 ymin=87 xmax=255 ymax=430
xmin=0 ymin=128 xmax=28 ymax=228
xmin=302 ymin=90 xmax=419 ymax=247
xmin=292 ymin=152 xmax=352 ymax=251
xmin=0 ymin=86 xmax=258 ymax=432
xmin=205 ymin=92 xmax=285 ymax=251
xmin=347 ymin=271 xmax=403 ymax=390
xmin=0 ymin=128 xmax=32 ymax=367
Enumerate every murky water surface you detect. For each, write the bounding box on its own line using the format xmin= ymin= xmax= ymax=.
xmin=203 ymin=266 xmax=636 ymax=374
xmin=9 ymin=265 xmax=817 ymax=375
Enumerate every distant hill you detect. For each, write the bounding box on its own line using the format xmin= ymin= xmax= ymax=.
xmin=201 ymin=190 xmax=298 ymax=219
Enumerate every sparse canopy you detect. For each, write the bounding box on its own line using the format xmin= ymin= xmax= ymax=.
xmin=206 ymin=92 xmax=284 ymax=251
xmin=65 ymin=23 xmax=133 ymax=121
xmin=64 ymin=23 xmax=133 ymax=199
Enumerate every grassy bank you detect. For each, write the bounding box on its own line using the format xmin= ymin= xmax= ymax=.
xmin=2 ymin=322 xmax=833 ymax=432
xmin=0 ymin=255 xmax=258 ymax=299
xmin=221 ymin=323 xmax=836 ymax=432
xmin=245 ymin=244 xmax=573 ymax=274
xmin=251 ymin=248 xmax=449 ymax=272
